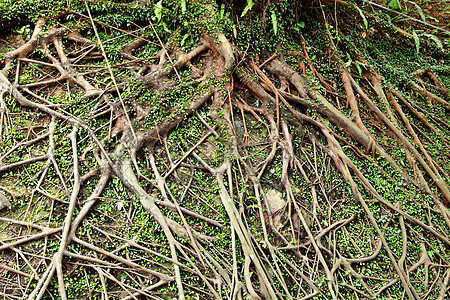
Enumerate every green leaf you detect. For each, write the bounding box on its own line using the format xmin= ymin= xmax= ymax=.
xmin=181 ymin=0 xmax=186 ymax=14
xmin=355 ymin=6 xmax=368 ymax=29
xmin=271 ymin=11 xmax=278 ymax=35
xmin=232 ymin=24 xmax=237 ymax=38
xmin=421 ymin=33 xmax=443 ymax=51
xmin=408 ymin=1 xmax=426 ymax=22
xmin=355 ymin=61 xmax=366 ymax=76
xmin=355 ymin=63 xmax=362 ymax=76
xmin=292 ymin=22 xmax=305 ymax=32
xmin=162 ymin=22 xmax=169 ymax=32
xmin=241 ymin=0 xmax=254 ymax=17
xmin=388 ymin=0 xmax=401 ymax=10
xmin=180 ymin=33 xmax=189 ymax=46
xmin=155 ymin=0 xmax=163 ymax=22
xmin=412 ymin=30 xmax=420 ymax=54
xmin=344 ymin=53 xmax=352 ymax=68
xmin=120 ymin=273 xmax=127 ymax=280
xmin=427 ymin=16 xmax=439 ymax=23
xmin=346 ymin=52 xmax=352 ymax=61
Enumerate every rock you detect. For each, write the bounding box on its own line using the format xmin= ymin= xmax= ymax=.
xmin=234 ymin=120 xmax=244 ymax=135
xmin=0 ymin=192 xmax=11 ymax=211
xmin=265 ymin=189 xmax=285 ymax=213
xmin=264 ymin=189 xmax=285 ymax=228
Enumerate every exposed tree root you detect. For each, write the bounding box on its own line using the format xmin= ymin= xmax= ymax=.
xmin=0 ymin=4 xmax=449 ymax=300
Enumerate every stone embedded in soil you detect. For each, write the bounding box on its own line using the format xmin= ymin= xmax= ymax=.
xmin=264 ymin=189 xmax=285 ymax=228
xmin=265 ymin=189 xmax=285 ymax=213
xmin=0 ymin=192 xmax=11 ymax=211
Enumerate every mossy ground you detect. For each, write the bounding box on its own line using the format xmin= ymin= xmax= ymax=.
xmin=0 ymin=0 xmax=449 ymax=299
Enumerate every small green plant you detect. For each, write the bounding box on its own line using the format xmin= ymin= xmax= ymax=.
xmin=241 ymin=0 xmax=254 ymax=17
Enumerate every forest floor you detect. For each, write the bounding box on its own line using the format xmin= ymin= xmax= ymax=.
xmin=0 ymin=0 xmax=449 ymax=299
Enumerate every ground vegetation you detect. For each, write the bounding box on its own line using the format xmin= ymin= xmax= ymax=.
xmin=0 ymin=0 xmax=449 ymax=299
